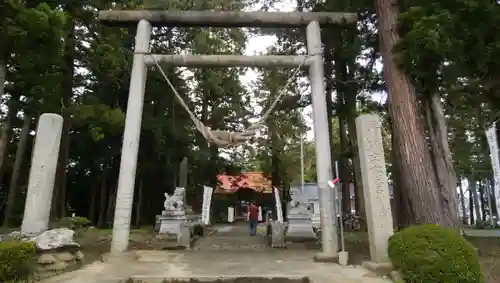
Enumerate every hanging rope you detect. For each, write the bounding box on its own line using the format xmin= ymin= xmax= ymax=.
xmin=149 ymin=53 xmax=313 ymax=148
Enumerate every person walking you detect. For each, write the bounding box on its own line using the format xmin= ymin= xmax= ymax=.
xmin=247 ymin=201 xmax=259 ymax=236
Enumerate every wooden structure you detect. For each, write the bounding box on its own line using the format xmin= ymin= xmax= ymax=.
xmin=215 ymin=172 xmax=272 ymax=194
xmin=212 ymin=172 xmax=272 ymax=222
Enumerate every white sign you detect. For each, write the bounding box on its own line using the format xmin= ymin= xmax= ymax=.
xmin=201 ymin=185 xmax=214 ymax=225
xmin=273 ymin=187 xmax=284 ymax=222
xmin=228 ymin=206 xmax=234 ymax=223
xmin=485 ymin=125 xmax=500 ymax=217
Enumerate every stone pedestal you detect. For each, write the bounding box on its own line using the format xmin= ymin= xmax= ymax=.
xmin=356 ymin=114 xmax=394 ymax=263
xmin=287 ymin=188 xmax=314 ymax=238
xmin=157 ymin=211 xmax=186 ymax=236
xmin=287 ymin=213 xmax=315 ymax=238
xmin=271 ymin=221 xmax=286 ymax=248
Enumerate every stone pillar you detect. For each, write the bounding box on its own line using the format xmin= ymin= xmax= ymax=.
xmin=273 ymin=187 xmax=284 ymax=222
xmin=21 ymin=113 xmax=63 ymax=235
xmin=178 ymin=222 xmax=191 ymax=249
xmin=306 ymin=20 xmax=337 ymax=259
xmin=356 ymin=114 xmax=394 ymax=263
xmin=111 ymin=19 xmax=152 ymax=254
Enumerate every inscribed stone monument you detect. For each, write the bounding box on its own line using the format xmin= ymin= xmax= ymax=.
xmin=21 ymin=113 xmax=63 ymax=235
xmin=356 ymin=114 xmax=394 ymax=263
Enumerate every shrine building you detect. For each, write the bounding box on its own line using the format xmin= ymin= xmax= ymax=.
xmin=212 ymin=172 xmax=274 ymax=223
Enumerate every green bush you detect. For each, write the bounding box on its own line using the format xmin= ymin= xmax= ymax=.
xmin=388 ymin=224 xmax=483 ymax=283
xmin=58 ymin=216 xmax=90 ymax=230
xmin=0 ymin=240 xmax=36 ymax=282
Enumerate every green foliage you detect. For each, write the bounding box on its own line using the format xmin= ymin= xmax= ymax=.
xmin=58 ymin=216 xmax=91 ymax=230
xmin=0 ymin=240 xmax=36 ymax=282
xmin=388 ymin=224 xmax=484 ymax=283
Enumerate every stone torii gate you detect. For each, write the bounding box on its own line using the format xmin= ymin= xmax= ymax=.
xmin=98 ymin=10 xmax=357 ymax=260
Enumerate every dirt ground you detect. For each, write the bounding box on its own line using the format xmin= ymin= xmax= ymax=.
xmin=467 ymin=237 xmax=500 ymax=283
xmin=75 ymin=226 xmax=187 ymax=263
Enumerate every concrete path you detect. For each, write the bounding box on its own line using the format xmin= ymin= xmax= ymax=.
xmin=193 ymin=223 xmax=269 ymax=251
xmin=41 ymin=223 xmax=392 ymax=283
xmin=462 ymin=228 xmax=500 ymax=237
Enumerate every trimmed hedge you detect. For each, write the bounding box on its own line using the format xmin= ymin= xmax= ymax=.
xmin=388 ymin=224 xmax=483 ymax=283
xmin=0 ymin=240 xmax=36 ymax=282
xmin=58 ymin=216 xmax=90 ymax=230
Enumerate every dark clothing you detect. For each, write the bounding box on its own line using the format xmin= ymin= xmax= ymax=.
xmin=248 ymin=220 xmax=257 ymax=236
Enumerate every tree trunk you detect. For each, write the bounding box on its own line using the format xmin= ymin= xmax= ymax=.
xmin=96 ymin=166 xmax=108 ymax=228
xmin=135 ymin=178 xmax=143 ymax=227
xmin=469 ymin=187 xmax=475 ymax=225
xmin=338 ymin=115 xmax=351 ymax=214
xmin=470 ymin=176 xmax=482 ymax=225
xmin=479 ymin=181 xmax=486 ymax=221
xmin=2 ymin=114 xmax=31 ymax=227
xmin=332 ymin=32 xmax=352 ymax=216
xmin=53 ymin=12 xmax=75 ymax=219
xmin=390 ymin=127 xmax=410 ymax=229
xmin=489 ymin=176 xmax=498 ymax=218
xmin=488 ymin=177 xmax=498 ymax=219
xmin=458 ymin=177 xmax=467 ymax=225
xmin=88 ymin=181 xmax=98 ymax=224
xmin=0 ymin=56 xmax=10 ymax=184
xmin=0 ymin=100 xmax=18 ymax=181
xmin=343 ymin=24 xmax=366 ymax=230
xmin=346 ymin=116 xmax=365 ymax=226
xmin=0 ymin=59 xmax=7 ymax=152
xmin=376 ymin=0 xmax=453 ymax=227
xmin=0 ymin=59 xmax=5 ymax=101
xmin=424 ymin=93 xmax=460 ymax=229
xmin=106 ymin=186 xmax=117 ymax=226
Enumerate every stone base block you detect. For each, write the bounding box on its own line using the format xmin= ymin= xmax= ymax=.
xmin=36 ymin=250 xmax=84 ymax=272
xmin=271 ymin=221 xmax=286 ymax=248
xmin=338 ymin=251 xmax=348 ymax=266
xmin=389 ymin=270 xmax=404 ymax=282
xmin=361 ymin=261 xmax=393 ymax=274
xmin=287 ymin=217 xmax=315 ymax=238
xmin=313 ymin=252 xmax=338 ymax=263
xmin=157 ymin=215 xmax=186 ymax=235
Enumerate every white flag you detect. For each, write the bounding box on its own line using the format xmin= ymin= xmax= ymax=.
xmin=201 ymin=186 xmax=213 ymax=225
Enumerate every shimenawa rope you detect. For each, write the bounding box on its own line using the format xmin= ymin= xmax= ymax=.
xmin=149 ymin=53 xmax=313 ymax=148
